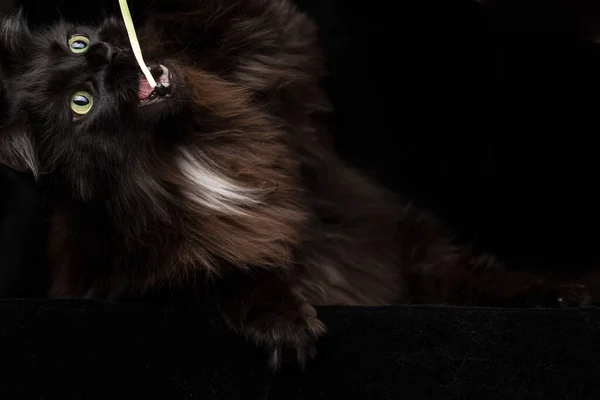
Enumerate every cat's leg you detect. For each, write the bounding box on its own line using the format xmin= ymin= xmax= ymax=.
xmin=392 ymin=204 xmax=593 ymax=307
xmin=405 ymin=246 xmax=592 ymax=308
xmin=214 ymin=268 xmax=326 ymax=372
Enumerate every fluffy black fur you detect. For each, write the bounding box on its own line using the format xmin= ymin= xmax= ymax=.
xmin=0 ymin=0 xmax=593 ymax=371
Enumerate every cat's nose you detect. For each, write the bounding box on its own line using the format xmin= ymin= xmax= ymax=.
xmin=88 ymin=42 xmax=122 ymax=64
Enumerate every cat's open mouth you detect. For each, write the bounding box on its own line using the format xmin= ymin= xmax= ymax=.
xmin=138 ymin=64 xmax=174 ymax=106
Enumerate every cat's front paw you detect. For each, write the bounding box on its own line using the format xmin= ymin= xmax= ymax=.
xmin=218 ymin=271 xmax=326 ymax=371
xmin=219 ymin=274 xmax=326 ymax=371
xmin=237 ymin=301 xmax=326 ymax=371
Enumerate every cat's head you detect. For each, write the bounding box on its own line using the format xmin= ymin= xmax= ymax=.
xmin=0 ymin=9 xmax=189 ymax=200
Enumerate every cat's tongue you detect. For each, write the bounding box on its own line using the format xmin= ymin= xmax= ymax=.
xmin=138 ymin=76 xmax=155 ymax=101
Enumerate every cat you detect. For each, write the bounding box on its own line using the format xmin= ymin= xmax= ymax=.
xmin=0 ymin=0 xmax=592 ymax=371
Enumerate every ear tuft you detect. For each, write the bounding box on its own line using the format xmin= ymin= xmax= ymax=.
xmin=0 ymin=7 xmax=30 ymax=57
xmin=0 ymin=121 xmax=38 ymax=178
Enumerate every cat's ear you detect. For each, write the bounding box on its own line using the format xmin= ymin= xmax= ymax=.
xmin=0 ymin=120 xmax=38 ymax=178
xmin=0 ymin=7 xmax=31 ymax=58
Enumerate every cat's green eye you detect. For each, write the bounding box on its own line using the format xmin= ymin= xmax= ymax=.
xmin=71 ymin=91 xmax=93 ymax=116
xmin=68 ymin=35 xmax=90 ymax=54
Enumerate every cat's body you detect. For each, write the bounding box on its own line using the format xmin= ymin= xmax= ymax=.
xmin=0 ymin=0 xmax=591 ymax=370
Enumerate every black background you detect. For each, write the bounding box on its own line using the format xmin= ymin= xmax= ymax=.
xmin=2 ymin=3 xmax=600 ymax=398
xmin=2 ymin=0 xmax=600 ymax=286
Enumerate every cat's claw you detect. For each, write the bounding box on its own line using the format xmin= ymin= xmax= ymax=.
xmin=223 ymin=300 xmax=326 ymax=372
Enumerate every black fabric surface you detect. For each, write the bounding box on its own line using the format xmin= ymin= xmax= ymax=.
xmin=0 ymin=300 xmax=599 ymax=399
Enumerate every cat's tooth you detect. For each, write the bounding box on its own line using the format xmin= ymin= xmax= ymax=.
xmin=159 ymin=65 xmax=170 ymax=87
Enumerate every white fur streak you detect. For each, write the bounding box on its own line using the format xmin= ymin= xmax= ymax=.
xmin=177 ymin=148 xmax=260 ymax=215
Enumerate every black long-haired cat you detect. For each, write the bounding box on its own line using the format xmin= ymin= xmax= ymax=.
xmin=0 ymin=0 xmax=593 ymax=371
